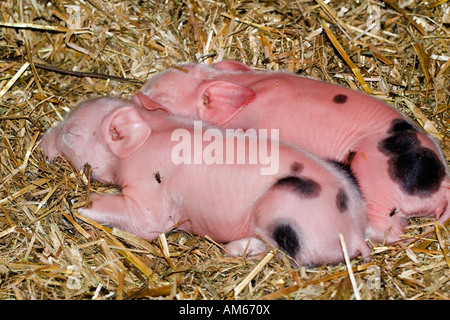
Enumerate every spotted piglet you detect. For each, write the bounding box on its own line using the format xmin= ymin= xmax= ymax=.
xmin=134 ymin=60 xmax=450 ymax=243
xmin=40 ymin=97 xmax=370 ymax=266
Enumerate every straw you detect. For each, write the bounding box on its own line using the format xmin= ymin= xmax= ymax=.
xmin=0 ymin=0 xmax=448 ymax=300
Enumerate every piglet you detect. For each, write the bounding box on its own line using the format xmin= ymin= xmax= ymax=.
xmin=40 ymin=97 xmax=370 ymax=266
xmin=134 ymin=60 xmax=450 ymax=243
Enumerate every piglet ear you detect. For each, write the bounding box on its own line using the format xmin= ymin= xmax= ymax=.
xmin=132 ymin=92 xmax=171 ymax=114
xmin=199 ymin=80 xmax=255 ymax=125
xmin=213 ymin=60 xmax=253 ymax=72
xmin=102 ymin=106 xmax=151 ymax=158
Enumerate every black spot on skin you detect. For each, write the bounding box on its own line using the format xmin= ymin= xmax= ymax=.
xmin=378 ymin=119 xmax=446 ymax=197
xmin=389 ymin=119 xmax=417 ymax=134
xmin=274 ymin=176 xmax=321 ymax=198
xmin=326 ymin=159 xmax=361 ymax=195
xmin=380 ymin=131 xmax=419 ymax=154
xmin=333 ymin=94 xmax=348 ymax=104
xmin=336 ymin=188 xmax=348 ymax=213
xmin=388 ymin=148 xmax=445 ymax=196
xmin=290 ymin=162 xmax=303 ymax=173
xmin=154 ymin=172 xmax=162 ymax=184
xmin=272 ymin=223 xmax=300 ymax=257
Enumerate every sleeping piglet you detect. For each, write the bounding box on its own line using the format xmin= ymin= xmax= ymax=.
xmin=134 ymin=60 xmax=450 ymax=243
xmin=40 ymin=97 xmax=370 ymax=266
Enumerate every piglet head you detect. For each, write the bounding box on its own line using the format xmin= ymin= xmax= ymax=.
xmin=135 ymin=61 xmax=256 ymax=125
xmin=40 ymin=97 xmax=151 ymax=183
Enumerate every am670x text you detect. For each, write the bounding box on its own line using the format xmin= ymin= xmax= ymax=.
xmin=179 ymin=303 xmax=270 ymax=317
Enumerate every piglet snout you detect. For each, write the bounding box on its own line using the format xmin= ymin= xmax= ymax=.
xmin=39 ymin=130 xmax=58 ymax=160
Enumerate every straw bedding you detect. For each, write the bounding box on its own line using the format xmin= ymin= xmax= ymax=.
xmin=0 ymin=0 xmax=449 ymax=300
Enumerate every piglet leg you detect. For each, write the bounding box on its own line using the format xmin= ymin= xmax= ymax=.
xmin=78 ymin=193 xmax=165 ymax=241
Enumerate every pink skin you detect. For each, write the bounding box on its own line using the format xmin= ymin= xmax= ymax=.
xmin=134 ymin=60 xmax=450 ymax=243
xmin=40 ymin=97 xmax=370 ymax=266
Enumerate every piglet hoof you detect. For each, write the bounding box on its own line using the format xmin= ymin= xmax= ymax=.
xmin=360 ymin=246 xmax=372 ymax=264
xmin=224 ymin=238 xmax=267 ymax=258
xmin=437 ymin=199 xmax=449 ymax=223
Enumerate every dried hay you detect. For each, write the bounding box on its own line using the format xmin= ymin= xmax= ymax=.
xmin=0 ymin=0 xmax=449 ymax=300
